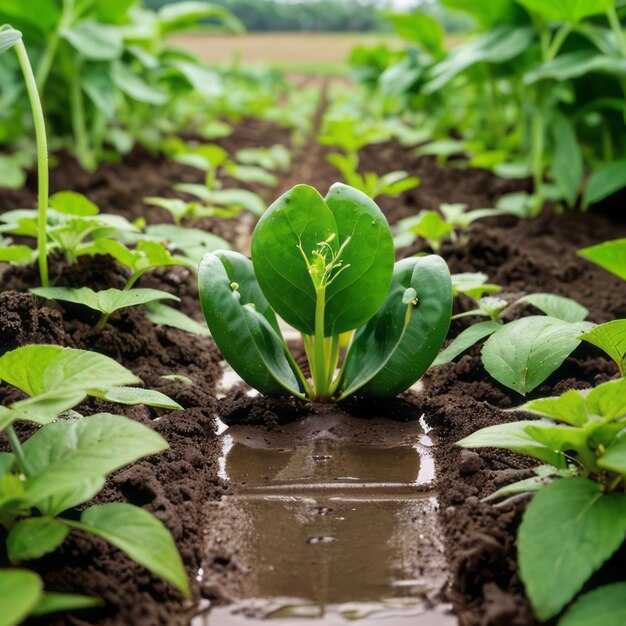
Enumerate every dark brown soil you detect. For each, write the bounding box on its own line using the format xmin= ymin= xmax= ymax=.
xmin=2 ymin=113 xmax=626 ymax=626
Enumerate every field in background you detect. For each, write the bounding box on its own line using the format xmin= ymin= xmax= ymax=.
xmin=170 ymin=33 xmax=403 ymax=73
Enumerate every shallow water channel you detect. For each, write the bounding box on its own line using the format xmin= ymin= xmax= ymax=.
xmin=192 ymin=398 xmax=455 ymax=625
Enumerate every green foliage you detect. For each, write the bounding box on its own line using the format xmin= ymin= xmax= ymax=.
xmin=199 ymin=183 xmax=452 ymax=401
xmin=579 ymin=239 xmax=626 ymax=280
xmin=579 ymin=320 xmax=626 ymax=375
xmin=434 ymin=293 xmax=593 ymax=394
xmin=0 ymin=344 xmax=188 ymax=623
xmin=459 ymin=377 xmax=626 ymax=623
xmin=559 ymin=583 xmax=626 ymax=626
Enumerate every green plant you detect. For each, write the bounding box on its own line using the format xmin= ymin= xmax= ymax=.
xmin=319 ymin=115 xmax=420 ymax=200
xmin=0 ymin=345 xmax=188 ymax=623
xmin=458 ymin=377 xmax=626 ymax=624
xmin=0 ymin=2 xmax=243 ymax=172
xmin=434 ymin=292 xmax=594 ymax=394
xmin=0 ymin=25 xmax=49 ymax=286
xmin=198 ymin=183 xmax=453 ymax=401
xmin=578 ymin=238 xmax=626 ymax=281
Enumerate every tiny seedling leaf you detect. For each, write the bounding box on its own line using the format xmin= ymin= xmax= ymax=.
xmin=0 ymin=569 xmax=42 ymax=626
xmin=579 ymin=319 xmax=626 ymax=376
xmin=7 ymin=518 xmax=69 ymax=563
xmin=432 ymin=321 xmax=501 ymax=366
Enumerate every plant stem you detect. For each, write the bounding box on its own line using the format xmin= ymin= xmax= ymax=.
xmin=607 ymin=6 xmax=626 ymax=57
xmin=70 ymin=62 xmax=94 ymax=171
xmin=14 ymin=40 xmax=49 ymax=287
xmin=546 ymin=23 xmax=572 ymax=62
xmin=530 ymin=109 xmax=544 ymax=216
xmin=6 ymin=426 xmax=32 ymax=477
xmin=311 ymin=286 xmax=329 ymax=400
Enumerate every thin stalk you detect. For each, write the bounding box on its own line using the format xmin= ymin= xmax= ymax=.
xmin=14 ymin=39 xmax=49 ymax=287
xmin=546 ymin=23 xmax=572 ymax=62
xmin=607 ymin=6 xmax=626 ymax=57
xmin=36 ymin=0 xmax=75 ymax=90
xmin=530 ymin=109 xmax=544 ymax=216
xmin=284 ymin=341 xmax=313 ymax=398
xmin=311 ymin=286 xmax=329 ymax=400
xmin=94 ymin=311 xmax=110 ymax=331
xmin=6 ymin=426 xmax=32 ymax=477
xmin=70 ymin=64 xmax=94 ymax=171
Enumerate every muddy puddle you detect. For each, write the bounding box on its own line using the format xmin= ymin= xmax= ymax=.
xmin=193 ymin=405 xmax=455 ymax=625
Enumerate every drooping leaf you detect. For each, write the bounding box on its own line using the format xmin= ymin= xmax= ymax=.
xmin=0 ymin=569 xmax=42 ymax=626
xmin=198 ymin=251 xmax=301 ymax=396
xmin=102 ymin=387 xmax=181 ymax=409
xmin=559 ymin=583 xmax=626 ymax=626
xmin=382 ymin=11 xmax=445 ymax=56
xmin=457 ymin=419 xmax=566 ymax=466
xmin=145 ymin=302 xmax=210 ymax=336
xmin=112 ymin=61 xmax=168 ymax=105
xmin=518 ymin=479 xmax=626 ymax=620
xmin=341 ymin=255 xmax=452 ymax=398
xmin=524 ymin=51 xmax=626 ymax=85
xmin=31 ymin=286 xmax=179 ymax=316
xmin=169 ymin=60 xmax=223 ymax=98
xmin=7 ymin=518 xmax=69 ymax=562
xmin=432 ymin=321 xmax=501 ymax=366
xmin=481 ymin=317 xmax=594 ymax=394
xmin=61 ymin=20 xmax=123 ymax=61
xmin=551 ymin=115 xmax=583 ymax=208
xmin=146 ymin=224 xmax=230 ymax=265
xmin=0 ymin=345 xmax=140 ymax=396
xmin=579 ymin=320 xmax=626 ymax=376
xmin=578 ymin=238 xmax=626 ymax=280
xmin=157 ymin=1 xmax=243 ymax=35
xmin=0 ymin=25 xmax=22 ymax=54
xmin=211 ymin=188 xmax=266 ymax=216
xmin=518 ymin=293 xmax=588 ymax=323
xmin=31 ymin=592 xmax=103 ymax=617
xmin=23 ymin=413 xmax=168 ymax=515
xmin=78 ymin=503 xmax=190 ymax=597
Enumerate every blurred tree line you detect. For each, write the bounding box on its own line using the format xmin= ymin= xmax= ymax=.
xmin=145 ymin=0 xmax=386 ymax=32
xmin=144 ymin=0 xmax=470 ymax=33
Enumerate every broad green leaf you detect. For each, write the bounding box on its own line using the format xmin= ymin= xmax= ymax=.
xmin=83 ymin=63 xmax=117 ymax=120
xmin=102 ymin=386 xmax=182 ymax=410
xmin=519 ymin=389 xmax=589 ymax=426
xmin=49 ymin=191 xmax=99 ymax=216
xmin=578 ymin=238 xmax=626 ymax=280
xmin=31 ymin=592 xmax=103 ymax=617
xmin=425 ymin=25 xmax=534 ymax=93
xmin=323 ymin=184 xmax=395 ymax=335
xmin=0 ymin=245 xmax=33 ymax=264
xmin=23 ymin=413 xmax=168 ymax=478
xmin=457 ymin=419 xmax=566 ymax=466
xmin=0 ymin=1 xmax=61 ymax=35
xmin=61 ymin=20 xmax=123 ymax=61
xmin=524 ymin=51 xmax=626 ymax=85
xmin=579 ymin=320 xmax=626 ymax=375
xmin=0 ymin=25 xmax=21 ymax=54
xmin=146 ymin=302 xmax=210 ymax=336
xmin=515 ymin=0 xmax=614 ymax=22
xmin=112 ymin=61 xmax=168 ymax=105
xmin=7 ymin=518 xmax=69 ymax=562
xmin=0 ymin=453 xmax=14 ymax=476
xmin=552 ymin=115 xmax=583 ymax=208
xmin=598 ymin=433 xmax=626 ymax=474
xmin=432 ymin=321 xmax=501 ymax=366
xmin=95 ymin=0 xmax=137 ymax=24
xmin=518 ymin=479 xmax=626 ymax=620
xmin=518 ymin=293 xmax=588 ymax=323
xmin=145 ymin=225 xmax=229 ymax=265
xmin=0 ymin=345 xmax=140 ymax=396
xmin=198 ymin=251 xmax=301 ymax=395
xmin=0 ymin=569 xmax=42 ymax=626
xmin=79 ymin=503 xmax=190 ymax=597
xmin=31 ymin=286 xmax=179 ymax=316
xmin=481 ymin=317 xmax=593 ymax=395
xmin=559 ymin=583 xmax=626 ymax=626
xmin=586 ymin=378 xmax=626 ymax=420
xmin=341 ymin=255 xmax=452 ymax=398
xmin=1 ymin=391 xmax=86 ymax=427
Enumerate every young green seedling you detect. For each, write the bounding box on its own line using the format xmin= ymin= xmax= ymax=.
xmin=198 ymin=183 xmax=453 ymax=401
xmin=0 ymin=345 xmax=188 ymax=622
xmin=458 ymin=377 xmax=626 ymax=624
xmin=434 ymin=292 xmax=594 ymax=395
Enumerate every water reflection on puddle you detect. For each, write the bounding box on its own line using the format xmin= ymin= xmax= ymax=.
xmin=195 ymin=414 xmax=454 ymax=625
